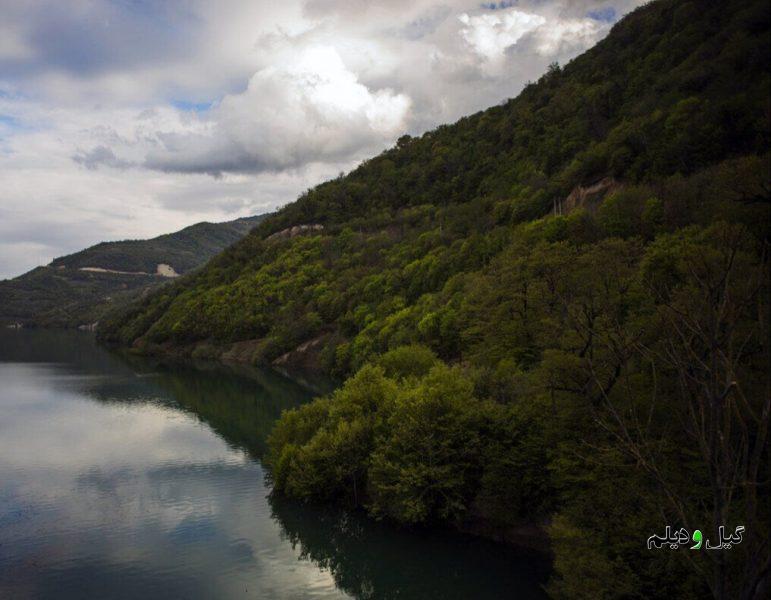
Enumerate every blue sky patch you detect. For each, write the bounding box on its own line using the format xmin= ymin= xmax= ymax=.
xmin=0 ymin=115 xmax=27 ymax=135
xmin=587 ymin=7 xmax=617 ymax=23
xmin=480 ymin=1 xmax=518 ymax=10
xmin=171 ymin=99 xmax=213 ymax=113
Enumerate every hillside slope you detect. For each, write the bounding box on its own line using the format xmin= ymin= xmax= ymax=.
xmin=100 ymin=1 xmax=769 ymax=597
xmin=101 ymin=0 xmax=768 ymax=365
xmin=0 ymin=215 xmax=265 ymax=328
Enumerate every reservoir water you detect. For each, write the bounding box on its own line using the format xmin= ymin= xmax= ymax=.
xmin=0 ymin=329 xmax=548 ymax=599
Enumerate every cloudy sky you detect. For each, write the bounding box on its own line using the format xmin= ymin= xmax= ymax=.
xmin=0 ymin=0 xmax=644 ymax=279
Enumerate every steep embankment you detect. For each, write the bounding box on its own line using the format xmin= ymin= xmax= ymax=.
xmin=0 ymin=215 xmax=265 ymax=328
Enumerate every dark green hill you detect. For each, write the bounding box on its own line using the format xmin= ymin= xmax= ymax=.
xmin=0 ymin=215 xmax=265 ymax=328
xmin=100 ymin=1 xmax=769 ymax=597
xmin=50 ymin=216 xmax=262 ymax=274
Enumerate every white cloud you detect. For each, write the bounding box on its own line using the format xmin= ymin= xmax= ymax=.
xmin=145 ymin=45 xmax=411 ymax=175
xmin=530 ymin=17 xmax=604 ymax=55
xmin=459 ymin=6 xmax=604 ymax=71
xmin=459 ymin=10 xmax=546 ymax=61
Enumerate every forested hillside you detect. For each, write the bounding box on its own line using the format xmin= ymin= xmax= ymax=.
xmin=0 ymin=215 xmax=264 ymax=327
xmin=100 ymin=1 xmax=770 ymax=597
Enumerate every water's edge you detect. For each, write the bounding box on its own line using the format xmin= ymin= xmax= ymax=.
xmin=0 ymin=328 xmax=550 ymax=599
xmin=105 ymin=336 xmax=553 ymax=556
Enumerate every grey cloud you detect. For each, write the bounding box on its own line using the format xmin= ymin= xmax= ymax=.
xmin=480 ymin=1 xmax=518 ymax=9
xmin=0 ymin=210 xmax=104 ymax=248
xmin=143 ymin=131 xmax=271 ymax=177
xmin=72 ymin=145 xmax=133 ymax=170
xmin=302 ymin=0 xmax=419 ymax=20
xmin=396 ymin=5 xmax=453 ymax=40
xmin=144 ymin=130 xmax=388 ymax=178
xmin=152 ymin=176 xmax=297 ymax=213
xmin=0 ymin=1 xmax=201 ymax=79
xmin=7 ymin=0 xmax=645 ymax=179
xmin=0 ymin=212 xmax=113 ymax=278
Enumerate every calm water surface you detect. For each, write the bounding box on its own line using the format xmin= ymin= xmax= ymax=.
xmin=0 ymin=330 xmax=548 ymax=599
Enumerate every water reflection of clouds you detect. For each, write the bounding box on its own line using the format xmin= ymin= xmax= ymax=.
xmin=2 ymin=331 xmax=549 ymax=598
xmin=0 ymin=360 xmax=346 ymax=599
xmin=1 ymin=367 xmax=236 ymax=471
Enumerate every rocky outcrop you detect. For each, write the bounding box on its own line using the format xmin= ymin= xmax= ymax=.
xmin=156 ymin=263 xmax=179 ymax=277
xmin=79 ymin=266 xmax=151 ymax=276
xmin=266 ymin=224 xmax=324 ymax=241
xmin=77 ymin=263 xmax=179 ymax=277
xmin=272 ymin=334 xmax=328 ymax=370
xmin=554 ymin=177 xmax=620 ymax=216
xmin=221 ymin=338 xmax=264 ymax=363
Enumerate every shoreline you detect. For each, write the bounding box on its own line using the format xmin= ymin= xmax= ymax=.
xmin=100 ymin=333 xmax=554 ymax=557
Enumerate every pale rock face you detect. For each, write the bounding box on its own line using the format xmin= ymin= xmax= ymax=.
xmin=156 ymin=264 xmax=179 ymax=278
xmin=79 ymin=267 xmax=147 ymax=275
xmin=266 ymin=223 xmax=324 ymax=242
xmin=76 ymin=264 xmax=179 ymax=277
xmin=554 ymin=177 xmax=620 ymax=216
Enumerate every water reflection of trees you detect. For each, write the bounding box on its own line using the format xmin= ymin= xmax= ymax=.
xmin=0 ymin=329 xmax=129 ymax=372
xmin=159 ymin=371 xmax=308 ymax=458
xmin=2 ymin=328 xmax=323 ymax=460
xmin=118 ymin=355 xmax=319 ymax=459
xmin=268 ymin=495 xmax=549 ymax=600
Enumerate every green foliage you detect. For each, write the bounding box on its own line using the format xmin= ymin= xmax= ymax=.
xmin=474 ymin=402 xmax=553 ymax=522
xmin=546 ymin=515 xmax=640 ymax=600
xmin=367 ymin=365 xmax=480 ymax=523
xmin=597 ymin=187 xmax=655 ymax=238
xmin=267 ymin=365 xmax=398 ymax=502
xmin=375 ymin=344 xmax=438 ymax=379
xmin=268 ymin=356 xmax=554 ymax=528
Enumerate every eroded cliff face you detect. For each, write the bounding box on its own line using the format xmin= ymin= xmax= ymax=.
xmin=220 ymin=334 xmax=328 ymax=370
xmin=554 ymin=177 xmax=620 ymax=216
xmin=272 ymin=334 xmax=329 ymax=370
xmin=266 ymin=224 xmax=324 ymax=241
xmin=77 ymin=263 xmax=178 ymax=277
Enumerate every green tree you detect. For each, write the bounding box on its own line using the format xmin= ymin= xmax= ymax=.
xmin=368 ymin=365 xmax=480 ymax=523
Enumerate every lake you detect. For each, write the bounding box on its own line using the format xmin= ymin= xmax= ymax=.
xmin=0 ymin=329 xmax=548 ymax=599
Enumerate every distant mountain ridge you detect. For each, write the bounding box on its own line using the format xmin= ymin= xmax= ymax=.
xmin=0 ymin=215 xmax=266 ymax=328
xmin=49 ymin=217 xmax=262 ymax=275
